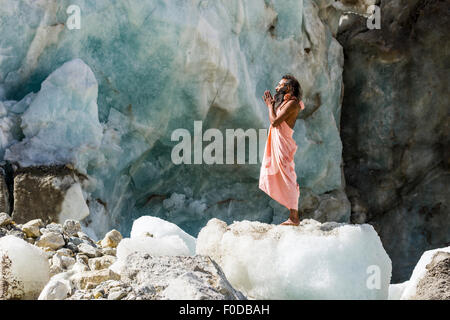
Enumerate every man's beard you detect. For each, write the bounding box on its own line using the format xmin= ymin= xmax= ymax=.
xmin=274 ymin=86 xmax=288 ymax=108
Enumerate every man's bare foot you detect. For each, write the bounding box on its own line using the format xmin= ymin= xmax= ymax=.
xmin=280 ymin=218 xmax=300 ymax=226
xmin=280 ymin=209 xmax=300 ymax=226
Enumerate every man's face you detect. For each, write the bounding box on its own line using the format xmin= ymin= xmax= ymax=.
xmin=275 ymin=79 xmax=289 ymax=93
xmin=274 ymin=78 xmax=290 ymax=107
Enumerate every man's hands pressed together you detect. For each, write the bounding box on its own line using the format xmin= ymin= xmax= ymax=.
xmin=262 ymin=89 xmax=299 ymax=128
xmin=262 ymin=90 xmax=275 ymax=108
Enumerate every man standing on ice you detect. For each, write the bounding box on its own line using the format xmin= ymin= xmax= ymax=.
xmin=259 ymin=74 xmax=304 ymax=226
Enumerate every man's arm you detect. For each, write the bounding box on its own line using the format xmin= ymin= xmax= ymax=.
xmin=270 ymin=100 xmax=297 ymax=127
xmin=267 ymin=104 xmax=277 ymax=125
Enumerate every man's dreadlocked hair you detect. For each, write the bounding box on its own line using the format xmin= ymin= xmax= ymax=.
xmin=282 ymin=74 xmax=302 ymax=100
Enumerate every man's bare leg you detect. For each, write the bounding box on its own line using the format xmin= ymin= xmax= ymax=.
xmin=280 ymin=209 xmax=300 ymax=226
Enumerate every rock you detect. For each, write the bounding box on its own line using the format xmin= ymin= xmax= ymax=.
xmin=113 ymin=236 xmax=191 ymax=273
xmin=112 ymin=252 xmax=246 ymax=300
xmin=63 ymin=220 xmax=81 ymax=236
xmin=338 ymin=0 xmax=450 ymax=282
xmin=68 ymin=236 xmax=83 ymax=246
xmin=65 ymin=279 xmax=133 ymax=300
xmin=35 ymin=231 xmax=65 ymax=250
xmin=56 ymin=248 xmax=73 ymax=257
xmin=425 ymin=252 xmax=450 ymax=270
xmin=71 ymin=261 xmax=89 ymax=273
xmin=21 ymin=219 xmax=44 ymax=238
xmin=293 ymin=189 xmax=351 ymax=224
xmin=93 ymin=289 xmax=104 ymax=299
xmin=65 ymin=242 xmax=79 ymax=253
xmin=52 ymin=252 xmax=76 ymax=270
xmin=107 ymin=290 xmax=127 ymax=300
xmin=0 ymin=235 xmax=50 ymax=299
xmin=100 ymin=229 xmax=122 ymax=248
xmin=11 ymin=166 xmax=89 ymax=225
xmin=6 ymin=228 xmax=25 ymax=239
xmin=162 ymin=271 xmax=230 ymax=300
xmin=397 ymin=246 xmax=450 ymax=300
xmin=45 ymin=222 xmax=63 ymax=234
xmin=88 ymin=255 xmax=116 ymax=271
xmin=196 ymin=218 xmax=392 ymax=300
xmin=77 ymin=232 xmax=96 ymax=246
xmin=101 ymin=247 xmax=116 ymax=256
xmin=0 ymin=168 xmax=11 ymax=215
xmin=102 ymin=280 xmax=123 ymax=293
xmin=413 ymin=252 xmax=450 ymax=300
xmin=38 ymin=271 xmax=75 ymax=300
xmin=76 ymin=254 xmax=89 ymax=265
xmin=77 ymin=243 xmax=100 ymax=258
xmin=71 ymin=269 xmax=120 ymax=290
xmin=42 ymin=250 xmax=56 ymax=259
xmin=49 ymin=264 xmax=64 ymax=277
xmin=0 ymin=212 xmax=12 ymax=227
xmin=24 ymin=237 xmax=35 ymax=244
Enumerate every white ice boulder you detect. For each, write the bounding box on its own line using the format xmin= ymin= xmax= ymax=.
xmin=38 ymin=271 xmax=74 ymax=300
xmin=109 ymin=216 xmax=196 ymax=274
xmin=57 ymin=182 xmax=90 ymax=224
xmin=0 ymin=235 xmax=50 ymax=299
xmin=130 ymin=215 xmax=196 ymax=255
xmin=196 ymin=218 xmax=392 ymax=300
xmin=388 ymin=281 xmax=410 ymax=300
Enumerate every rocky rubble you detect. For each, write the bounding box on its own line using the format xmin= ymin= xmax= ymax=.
xmin=1 ymin=212 xmax=448 ymax=300
xmin=112 ymin=252 xmax=246 ymax=300
xmin=0 ymin=213 xmax=121 ymax=299
xmin=0 ymin=213 xmax=246 ymax=300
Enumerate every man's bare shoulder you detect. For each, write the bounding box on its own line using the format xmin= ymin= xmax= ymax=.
xmin=279 ymin=100 xmax=298 ymax=112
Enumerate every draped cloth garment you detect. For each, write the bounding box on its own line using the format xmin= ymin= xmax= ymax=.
xmin=258 ymin=99 xmax=302 ymax=210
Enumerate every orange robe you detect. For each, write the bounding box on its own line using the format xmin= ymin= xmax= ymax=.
xmin=259 ymin=100 xmax=302 ymax=210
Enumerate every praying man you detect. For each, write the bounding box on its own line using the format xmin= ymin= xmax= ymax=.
xmin=259 ymin=74 xmax=305 ymax=226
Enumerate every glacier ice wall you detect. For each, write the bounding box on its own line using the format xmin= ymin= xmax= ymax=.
xmin=0 ymin=1 xmax=368 ymax=237
xmin=4 ymin=58 xmax=103 ymax=170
